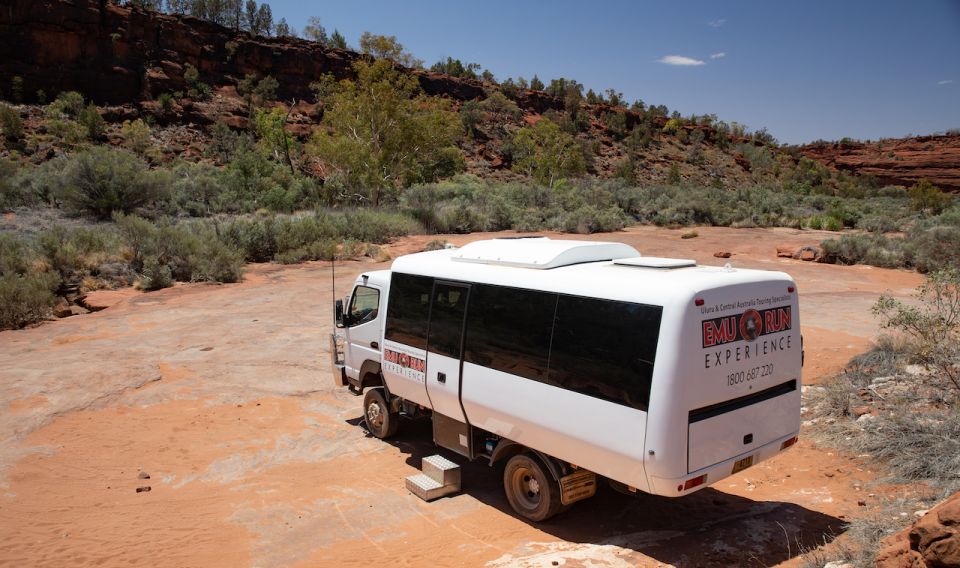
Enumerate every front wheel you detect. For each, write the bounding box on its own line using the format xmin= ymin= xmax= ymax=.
xmin=363 ymin=388 xmax=398 ymax=439
xmin=503 ymin=453 xmax=562 ymax=522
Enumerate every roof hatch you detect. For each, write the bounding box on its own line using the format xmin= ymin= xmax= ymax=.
xmin=614 ymin=257 xmax=697 ymax=269
xmin=451 ymin=237 xmax=640 ymax=269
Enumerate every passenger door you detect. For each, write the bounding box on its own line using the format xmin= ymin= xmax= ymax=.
xmin=344 ymin=285 xmax=382 ymax=380
xmin=425 ymin=282 xmax=471 ymax=454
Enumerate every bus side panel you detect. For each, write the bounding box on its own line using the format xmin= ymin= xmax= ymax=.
xmin=461 ymin=362 xmax=650 ymax=491
xmin=381 ymin=339 xmax=431 ymax=407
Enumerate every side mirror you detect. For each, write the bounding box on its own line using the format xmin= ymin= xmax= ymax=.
xmin=335 ymin=299 xmax=345 ymax=328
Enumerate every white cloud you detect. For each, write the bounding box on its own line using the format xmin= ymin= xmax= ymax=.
xmin=710 ymin=52 xmax=726 ymax=59
xmin=938 ymin=79 xmax=954 ymax=85
xmin=657 ymin=55 xmax=706 ymax=66
xmin=708 ymin=19 xmax=726 ymax=28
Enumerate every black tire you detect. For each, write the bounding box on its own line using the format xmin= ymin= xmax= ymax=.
xmin=363 ymin=388 xmax=398 ymax=439
xmin=502 ymin=453 xmax=562 ymax=522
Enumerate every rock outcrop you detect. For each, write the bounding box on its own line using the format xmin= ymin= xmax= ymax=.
xmin=800 ymin=135 xmax=960 ymax=193
xmin=876 ymin=492 xmax=960 ymax=568
xmin=0 ymin=1 xmax=528 ymax=109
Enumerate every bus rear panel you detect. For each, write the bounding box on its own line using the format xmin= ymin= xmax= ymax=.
xmin=644 ymin=278 xmax=802 ymax=496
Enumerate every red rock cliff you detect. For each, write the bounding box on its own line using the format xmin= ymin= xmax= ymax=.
xmin=800 ymin=135 xmax=960 ymax=192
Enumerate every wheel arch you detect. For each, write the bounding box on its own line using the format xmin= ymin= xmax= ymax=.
xmin=490 ymin=440 xmax=566 ymax=482
xmin=358 ymin=360 xmax=383 ymax=391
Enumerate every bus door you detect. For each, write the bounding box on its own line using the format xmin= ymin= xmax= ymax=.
xmin=425 ymin=281 xmax=472 ymax=456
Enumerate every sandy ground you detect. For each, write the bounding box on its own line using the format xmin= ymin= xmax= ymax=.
xmin=0 ymin=226 xmax=924 ymax=567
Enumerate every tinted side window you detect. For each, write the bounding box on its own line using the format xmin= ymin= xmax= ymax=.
xmin=385 ymin=273 xmax=433 ymax=349
xmin=549 ymin=296 xmax=662 ymax=411
xmin=427 ymin=283 xmax=469 ymax=358
xmin=464 ymin=285 xmax=555 ymax=381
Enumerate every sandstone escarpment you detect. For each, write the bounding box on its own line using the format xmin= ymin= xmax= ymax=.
xmin=800 ymin=135 xmax=960 ymax=192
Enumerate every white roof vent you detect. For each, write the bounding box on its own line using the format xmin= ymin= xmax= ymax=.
xmin=614 ymin=257 xmax=697 ymax=269
xmin=451 ymin=237 xmax=640 ymax=269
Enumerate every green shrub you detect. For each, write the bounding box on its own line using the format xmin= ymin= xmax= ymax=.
xmin=822 ymin=216 xmax=843 ymax=231
xmin=140 ymin=257 xmax=173 ymax=290
xmin=189 ymin=236 xmax=244 ymax=283
xmin=47 ymin=118 xmax=86 ymax=145
xmin=667 ymin=163 xmax=681 ymax=184
xmin=79 ymin=103 xmax=106 ymax=140
xmin=157 ymin=93 xmax=174 ymax=114
xmin=857 ymin=215 xmax=897 ymax=233
xmin=58 ymin=147 xmax=165 ymax=219
xmin=554 ymin=205 xmax=627 ymax=234
xmin=909 ymin=179 xmax=952 ymax=215
xmin=907 ymin=223 xmax=960 ymax=273
xmin=0 ymin=234 xmax=60 ymax=330
xmin=0 ymin=103 xmax=23 ymax=142
xmin=0 ymin=273 xmax=59 ymax=329
xmin=46 ymin=91 xmax=85 ymax=119
xmin=35 ymin=225 xmax=122 ymax=283
xmin=120 ymin=119 xmax=152 ymax=155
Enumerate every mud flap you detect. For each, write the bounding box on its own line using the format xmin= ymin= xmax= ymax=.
xmin=559 ymin=469 xmax=597 ymax=506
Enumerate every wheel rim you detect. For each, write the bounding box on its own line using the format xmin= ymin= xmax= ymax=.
xmin=366 ymin=401 xmax=384 ymax=431
xmin=510 ymin=465 xmax=542 ymax=510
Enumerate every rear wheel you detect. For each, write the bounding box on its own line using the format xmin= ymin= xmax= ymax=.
xmin=503 ymin=453 xmax=562 ymax=522
xmin=363 ymin=388 xmax=398 ymax=439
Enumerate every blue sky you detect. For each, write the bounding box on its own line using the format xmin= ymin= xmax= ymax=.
xmin=267 ymin=0 xmax=960 ymax=144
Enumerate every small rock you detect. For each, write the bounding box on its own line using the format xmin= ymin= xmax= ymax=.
xmin=713 ymin=251 xmax=732 ymax=258
xmin=775 ymin=245 xmax=796 ymax=258
xmin=798 ymin=246 xmax=821 ymax=261
xmin=69 ymin=305 xmax=89 ymax=316
xmin=856 ymin=413 xmax=876 ymax=424
xmin=136 ymin=486 xmax=151 ymax=493
xmin=138 ymin=471 xmax=150 ymax=480
xmin=904 ymin=364 xmax=927 ymax=376
xmin=53 ymin=300 xmax=73 ymax=318
xmin=823 ymin=562 xmax=853 ymax=568
xmin=850 ymin=405 xmax=871 ymax=418
xmin=858 ymin=500 xmax=867 ymax=506
xmin=914 ymin=509 xmax=928 ymax=518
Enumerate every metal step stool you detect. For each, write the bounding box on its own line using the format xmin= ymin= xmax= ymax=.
xmin=405 ymin=455 xmax=461 ymax=501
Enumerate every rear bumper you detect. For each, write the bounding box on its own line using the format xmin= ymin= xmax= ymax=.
xmin=647 ymin=431 xmax=799 ymax=497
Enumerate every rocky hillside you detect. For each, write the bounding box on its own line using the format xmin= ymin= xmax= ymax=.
xmin=0 ymin=0 xmax=755 ymax=187
xmin=2 ymin=0 xmax=957 ymax=192
xmin=800 ymin=134 xmax=960 ymax=193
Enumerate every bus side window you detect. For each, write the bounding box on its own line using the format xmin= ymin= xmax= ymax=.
xmin=464 ymin=284 xmax=555 ymax=381
xmin=549 ymin=296 xmax=662 ymax=412
xmin=385 ymin=273 xmax=434 ymax=349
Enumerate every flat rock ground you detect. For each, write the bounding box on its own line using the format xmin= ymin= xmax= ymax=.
xmin=0 ymin=226 xmax=924 ymax=567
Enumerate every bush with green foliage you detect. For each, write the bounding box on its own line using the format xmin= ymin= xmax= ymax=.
xmin=58 ymin=147 xmax=166 ymax=219
xmin=0 ymin=103 xmax=23 ymax=142
xmin=307 ymin=59 xmax=463 ymax=205
xmin=909 ymin=178 xmax=953 ymax=215
xmin=0 ymin=234 xmax=60 ymax=330
xmin=121 ymin=119 xmax=153 ymax=155
xmin=511 ymin=119 xmax=586 ymax=187
xmin=79 ymin=103 xmax=106 ymax=141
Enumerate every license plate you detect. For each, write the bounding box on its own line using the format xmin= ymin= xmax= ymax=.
xmin=732 ymin=455 xmax=754 ymax=474
xmin=559 ymin=469 xmax=597 ymax=506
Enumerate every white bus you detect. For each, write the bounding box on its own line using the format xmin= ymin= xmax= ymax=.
xmin=331 ymin=237 xmax=802 ymax=521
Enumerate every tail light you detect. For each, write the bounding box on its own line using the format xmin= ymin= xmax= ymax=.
xmin=695 ymin=297 xmax=705 ymax=306
xmin=780 ymin=436 xmax=798 ymax=450
xmin=678 ymin=474 xmax=707 ymax=492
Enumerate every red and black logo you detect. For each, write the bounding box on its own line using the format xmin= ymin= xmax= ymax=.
xmin=702 ymin=306 xmax=791 ymax=348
